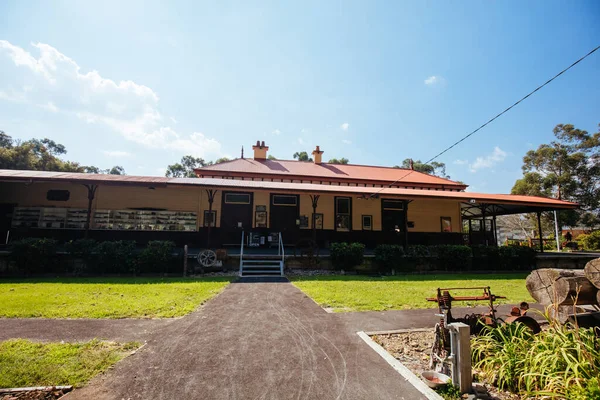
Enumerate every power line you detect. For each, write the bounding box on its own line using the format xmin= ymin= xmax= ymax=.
xmin=370 ymin=43 xmax=600 ymax=197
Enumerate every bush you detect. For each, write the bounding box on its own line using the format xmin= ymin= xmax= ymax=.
xmin=434 ymin=245 xmax=472 ymax=271
xmin=374 ymin=244 xmax=404 ymax=274
xmin=329 ymin=242 xmax=365 ymax=270
xmin=472 ymin=320 xmax=600 ymax=398
xmin=65 ymin=239 xmax=98 ymax=275
xmin=578 ymin=231 xmax=600 ymax=250
xmin=96 ymin=241 xmax=136 ymax=275
xmin=137 ymin=241 xmax=176 ymax=274
xmin=10 ymin=238 xmax=58 ymax=274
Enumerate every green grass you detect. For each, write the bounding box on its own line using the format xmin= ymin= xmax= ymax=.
xmin=0 ymin=277 xmax=232 ymax=318
xmin=291 ymin=273 xmax=533 ymax=312
xmin=0 ymin=339 xmax=140 ymax=388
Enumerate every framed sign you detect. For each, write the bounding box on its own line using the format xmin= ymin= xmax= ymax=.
xmin=255 ymin=211 xmax=267 ymax=228
xmin=299 ymin=215 xmax=309 ymax=228
xmin=441 ymin=217 xmax=452 ymax=233
xmin=313 ymin=213 xmax=323 ymax=230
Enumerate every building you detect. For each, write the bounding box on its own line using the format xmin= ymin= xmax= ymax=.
xmin=0 ymin=141 xmax=578 ymax=252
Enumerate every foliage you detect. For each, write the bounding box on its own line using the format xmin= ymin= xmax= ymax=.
xmin=0 ymin=277 xmax=232 ymax=318
xmin=394 ymin=159 xmax=449 ymax=179
xmin=0 ymin=131 xmax=124 ymax=174
xmin=10 ymin=238 xmax=58 ymax=274
xmin=0 ymin=339 xmax=140 ymax=388
xmin=435 ymin=382 xmax=462 ymax=400
xmin=328 ymin=157 xmax=349 ymax=164
xmin=65 ymin=239 xmax=98 ymax=275
xmin=136 ymin=241 xmax=176 ymax=274
xmin=293 ymin=151 xmax=313 ymax=162
xmin=374 ymin=244 xmax=405 ymax=274
xmin=165 ymin=155 xmax=231 ymax=177
xmin=472 ymin=319 xmax=600 ymax=398
xmin=292 ymin=273 xmax=532 ymax=312
xmin=95 ymin=240 xmax=137 ymax=274
xmin=405 ymin=245 xmax=431 ymax=258
xmin=433 ymin=245 xmax=472 ymax=270
xmin=329 ymin=242 xmax=365 ymax=270
xmin=577 ymin=230 xmax=600 ymax=250
xmin=512 ymin=123 xmax=600 ymax=229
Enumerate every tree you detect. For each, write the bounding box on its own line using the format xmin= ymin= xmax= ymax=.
xmin=214 ymin=157 xmax=230 ymax=164
xmin=107 ymin=166 xmax=125 ymax=175
xmin=0 ymin=131 xmax=12 ymax=148
xmin=328 ymin=158 xmax=349 ymax=164
xmin=166 ymin=156 xmax=206 ymax=178
xmin=394 ymin=159 xmax=449 ymax=178
xmin=512 ymin=123 xmax=600 ymax=229
xmin=267 ymin=155 xmax=277 ymax=160
xmin=293 ymin=151 xmax=312 ymax=162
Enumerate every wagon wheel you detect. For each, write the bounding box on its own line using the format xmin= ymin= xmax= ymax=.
xmin=197 ymin=249 xmax=217 ymax=267
xmin=294 ymin=239 xmax=320 ymax=266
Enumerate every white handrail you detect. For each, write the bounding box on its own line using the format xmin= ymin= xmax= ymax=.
xmin=279 ymin=232 xmax=284 ymax=275
xmin=239 ymin=231 xmax=244 ymax=276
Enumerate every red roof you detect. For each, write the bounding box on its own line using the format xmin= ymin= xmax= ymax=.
xmin=195 ymin=158 xmax=466 ymax=188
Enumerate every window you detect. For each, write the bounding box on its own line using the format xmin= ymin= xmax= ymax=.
xmin=272 ymin=195 xmax=297 ymax=206
xmin=335 ymin=197 xmax=351 ymax=231
xmin=224 ymin=193 xmax=251 ymax=204
xmin=382 ymin=199 xmax=404 ymax=210
xmin=441 ymin=217 xmax=452 ymax=233
xmin=362 ymin=215 xmax=372 ymax=230
xmin=46 ymin=190 xmax=70 ymax=201
xmin=203 ymin=210 xmax=216 ymax=227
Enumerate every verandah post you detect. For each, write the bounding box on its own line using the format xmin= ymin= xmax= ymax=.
xmin=537 ymin=211 xmax=544 ymax=253
xmin=83 ymin=184 xmax=98 ymax=239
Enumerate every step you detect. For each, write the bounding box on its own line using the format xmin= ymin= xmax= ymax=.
xmin=242 ymin=264 xmax=281 ymax=268
xmin=241 ymin=270 xmax=283 ymax=274
xmin=241 ymin=259 xmax=281 ymax=264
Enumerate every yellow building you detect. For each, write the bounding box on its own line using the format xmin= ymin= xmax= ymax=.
xmin=0 ymin=141 xmax=577 ymax=252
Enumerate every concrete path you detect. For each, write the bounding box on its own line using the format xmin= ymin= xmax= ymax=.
xmin=0 ymin=318 xmax=175 ymax=343
xmin=66 ymin=278 xmax=426 ymax=400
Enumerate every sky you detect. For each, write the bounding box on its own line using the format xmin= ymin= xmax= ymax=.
xmin=0 ymin=0 xmax=598 ymax=193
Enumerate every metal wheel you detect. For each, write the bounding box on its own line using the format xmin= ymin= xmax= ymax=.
xmin=197 ymin=249 xmax=217 ymax=267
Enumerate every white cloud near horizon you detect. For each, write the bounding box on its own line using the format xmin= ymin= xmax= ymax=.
xmin=340 ymin=122 xmax=349 ymax=131
xmin=272 ymin=128 xmax=281 ymax=135
xmin=103 ymin=150 xmax=131 ymax=157
xmin=342 ymin=139 xmax=352 ymax=144
xmin=469 ymin=147 xmax=507 ymax=172
xmin=453 ymin=159 xmax=468 ymax=165
xmin=0 ymin=40 xmax=221 ymax=157
xmin=424 ymin=75 xmax=445 ymax=86
xmin=297 ymin=137 xmax=304 ymax=145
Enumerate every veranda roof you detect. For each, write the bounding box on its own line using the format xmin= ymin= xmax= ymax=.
xmin=0 ymin=169 xmax=577 ymax=216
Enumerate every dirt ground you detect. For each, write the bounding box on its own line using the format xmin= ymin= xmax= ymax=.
xmin=373 ymin=331 xmax=522 ymax=400
xmin=0 ymin=387 xmax=71 ymax=400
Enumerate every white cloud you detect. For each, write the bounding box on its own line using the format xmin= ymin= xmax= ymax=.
xmin=297 ymin=138 xmax=305 ymax=145
xmin=170 ymin=116 xmax=178 ymax=124
xmin=272 ymin=128 xmax=281 ymax=135
xmin=0 ymin=40 xmax=221 ymax=158
xmin=342 ymin=139 xmax=352 ymax=145
xmin=103 ymin=150 xmax=131 ymax=157
xmin=40 ymin=101 xmax=58 ymax=112
xmin=424 ymin=75 xmax=445 ymax=86
xmin=469 ymin=147 xmax=507 ymax=172
xmin=340 ymin=122 xmax=349 ymax=131
xmin=453 ymin=159 xmax=468 ymax=165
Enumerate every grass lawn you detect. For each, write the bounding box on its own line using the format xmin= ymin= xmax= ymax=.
xmin=291 ymin=273 xmax=533 ymax=312
xmin=0 ymin=277 xmax=232 ymax=318
xmin=0 ymin=339 xmax=140 ymax=388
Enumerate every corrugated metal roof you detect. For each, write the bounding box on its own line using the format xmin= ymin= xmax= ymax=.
xmin=195 ymin=158 xmax=466 ymax=188
xmin=0 ymin=169 xmax=578 ymax=209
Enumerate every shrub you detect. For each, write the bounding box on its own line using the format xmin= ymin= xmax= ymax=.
xmin=578 ymin=231 xmax=600 ymax=250
xmin=434 ymin=245 xmax=472 ymax=271
xmin=137 ymin=241 xmax=175 ymax=274
xmin=10 ymin=238 xmax=58 ymax=274
xmin=65 ymin=239 xmax=98 ymax=275
xmin=472 ymin=319 xmax=600 ymax=398
xmin=329 ymin=242 xmax=365 ymax=270
xmin=96 ymin=241 xmax=136 ymax=275
xmin=405 ymin=245 xmax=431 ymax=258
xmin=374 ymin=244 xmax=404 ymax=274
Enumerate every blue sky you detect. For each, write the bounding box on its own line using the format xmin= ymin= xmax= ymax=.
xmin=0 ymin=0 xmax=598 ymax=193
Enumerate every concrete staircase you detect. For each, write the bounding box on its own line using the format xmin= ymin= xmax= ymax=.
xmin=239 ymin=232 xmax=285 ymax=277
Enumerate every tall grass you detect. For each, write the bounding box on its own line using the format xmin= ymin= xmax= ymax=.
xmin=471 ymin=315 xmax=600 ymax=399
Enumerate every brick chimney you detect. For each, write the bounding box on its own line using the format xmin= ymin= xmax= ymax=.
xmin=252 ymin=140 xmax=269 ymax=160
xmin=312 ymin=145 xmax=324 ymax=164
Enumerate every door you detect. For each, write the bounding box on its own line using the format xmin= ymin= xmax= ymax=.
xmin=0 ymin=204 xmax=16 ymax=244
xmin=381 ymin=199 xmax=406 ymax=233
xmin=221 ymin=192 xmax=253 ymax=231
xmin=269 ymin=194 xmax=299 ymax=235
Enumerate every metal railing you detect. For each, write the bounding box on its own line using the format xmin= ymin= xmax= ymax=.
xmin=239 ymin=231 xmax=245 ymax=276
xmin=278 ymin=232 xmax=284 ymax=275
